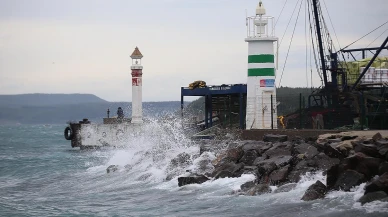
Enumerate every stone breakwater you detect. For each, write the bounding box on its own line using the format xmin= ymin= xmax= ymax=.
xmin=178 ymin=132 xmax=388 ymax=204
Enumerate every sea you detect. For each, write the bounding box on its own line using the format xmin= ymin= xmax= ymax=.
xmin=1 ymin=122 xmax=388 ymax=217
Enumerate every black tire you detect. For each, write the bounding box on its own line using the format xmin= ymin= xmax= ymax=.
xmin=64 ymin=126 xmax=74 ymax=140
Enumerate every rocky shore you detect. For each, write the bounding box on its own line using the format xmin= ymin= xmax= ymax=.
xmin=177 ymin=132 xmax=388 ymax=205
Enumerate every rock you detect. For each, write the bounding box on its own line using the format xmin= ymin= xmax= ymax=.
xmin=269 ymin=165 xmax=290 ymax=184
xmin=256 ymin=161 xmax=277 ymax=175
xmin=292 ymin=142 xmax=319 ymax=159
xmin=377 ymin=144 xmax=388 ymax=160
xmin=226 ymin=147 xmax=244 ymax=162
xmin=247 ymin=184 xmax=272 ymax=196
xmin=107 ymin=165 xmax=119 ymax=173
xmin=288 ymin=160 xmax=317 ymax=183
xmin=379 ymin=162 xmax=388 ymax=175
xmin=333 ymin=170 xmax=365 ymax=191
xmin=212 ymin=153 xmax=228 ymax=167
xmin=353 ymin=141 xmax=379 ymax=158
xmin=314 ymin=153 xmax=340 ymax=172
xmin=301 ymin=180 xmax=327 ymax=201
xmin=341 ymin=135 xmax=358 ymax=141
xmin=340 ymin=152 xmax=382 ymax=179
xmin=252 ymin=156 xmax=268 ymax=165
xmin=372 ymin=132 xmax=383 ymax=141
xmin=178 ymin=175 xmax=209 ymax=187
xmin=212 ymin=162 xmax=245 ymax=179
xmin=375 ymin=139 xmax=388 ymax=146
xmin=274 ymin=183 xmax=297 ymax=193
xmin=255 ymin=155 xmax=293 ymax=169
xmin=241 ymin=180 xmax=256 ymax=191
xmin=263 ymin=134 xmax=288 ymax=143
xmin=328 ymin=138 xmax=342 ymax=143
xmin=323 ymin=143 xmax=343 ymax=158
xmin=241 ymin=140 xmax=272 ymax=154
xmin=264 ymin=142 xmax=293 ymax=158
xmin=358 ymin=191 xmax=388 ymax=205
xmin=326 ymin=164 xmax=339 ymax=190
xmin=336 ymin=140 xmax=354 ymax=156
xmin=239 ymin=150 xmax=259 ymax=166
xmin=365 ymin=172 xmax=388 ymax=195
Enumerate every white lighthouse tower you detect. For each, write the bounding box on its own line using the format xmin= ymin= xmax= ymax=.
xmin=245 ymin=1 xmax=278 ymax=129
xmin=130 ymin=47 xmax=144 ymax=124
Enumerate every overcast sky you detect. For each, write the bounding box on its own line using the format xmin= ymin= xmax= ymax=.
xmin=0 ymin=0 xmax=387 ymax=102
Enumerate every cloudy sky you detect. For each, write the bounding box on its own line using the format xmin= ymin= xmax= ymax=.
xmin=0 ymin=0 xmax=387 ymax=101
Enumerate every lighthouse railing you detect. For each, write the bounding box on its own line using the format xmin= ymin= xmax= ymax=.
xmin=246 ymin=15 xmax=275 ymax=38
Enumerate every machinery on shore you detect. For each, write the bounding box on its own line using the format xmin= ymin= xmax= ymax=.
xmin=281 ymin=0 xmax=388 ymax=130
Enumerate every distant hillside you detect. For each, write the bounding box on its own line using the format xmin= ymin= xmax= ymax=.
xmin=0 ymin=94 xmax=181 ymax=124
xmin=0 ymin=94 xmax=107 ymax=107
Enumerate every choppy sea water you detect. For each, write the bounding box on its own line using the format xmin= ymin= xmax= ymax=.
xmin=1 ymin=123 xmax=388 ymax=217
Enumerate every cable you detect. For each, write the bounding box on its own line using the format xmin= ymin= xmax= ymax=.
xmin=279 ymin=0 xmax=301 ymax=47
xmin=321 ymin=0 xmax=341 ymax=52
xmin=278 ymin=0 xmax=303 ymax=87
xmin=354 ymin=28 xmax=388 ymax=58
xmin=275 ymin=0 xmax=289 ymax=27
xmin=342 ymin=20 xmax=388 ymax=51
xmin=305 ymin=0 xmax=309 ymax=88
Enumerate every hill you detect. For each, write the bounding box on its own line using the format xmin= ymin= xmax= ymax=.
xmin=0 ymin=94 xmax=181 ymax=124
xmin=0 ymin=94 xmax=107 ymax=107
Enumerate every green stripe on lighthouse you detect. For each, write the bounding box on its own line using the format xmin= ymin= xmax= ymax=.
xmin=248 ymin=54 xmax=274 ymax=63
xmin=248 ymin=68 xmax=275 ymax=76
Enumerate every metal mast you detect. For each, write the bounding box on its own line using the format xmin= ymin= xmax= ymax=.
xmin=311 ymin=0 xmax=328 ymax=88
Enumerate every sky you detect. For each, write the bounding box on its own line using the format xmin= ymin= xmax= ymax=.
xmin=0 ymin=0 xmax=387 ymax=102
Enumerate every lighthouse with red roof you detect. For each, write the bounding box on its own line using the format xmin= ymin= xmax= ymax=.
xmin=130 ymin=47 xmax=144 ymax=124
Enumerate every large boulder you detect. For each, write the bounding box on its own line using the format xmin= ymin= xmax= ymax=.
xmin=339 ymin=152 xmax=382 ymax=180
xmin=323 ymin=143 xmax=343 ymax=159
xmin=352 ymin=141 xmax=380 ymax=158
xmin=264 ymin=142 xmax=293 ymax=158
xmin=241 ymin=140 xmax=273 ymax=155
xmin=263 ymin=134 xmax=288 ymax=143
xmin=269 ymin=165 xmax=290 ymax=184
xmin=226 ymin=147 xmax=245 ymax=162
xmin=178 ymin=175 xmax=209 ymax=187
xmin=239 ymin=149 xmax=259 ymax=166
xmin=213 ymin=162 xmax=245 ymax=179
xmin=333 ymin=170 xmax=365 ymax=191
xmin=364 ymin=172 xmax=388 ymax=195
xmin=314 ymin=153 xmax=340 ymax=172
xmin=256 ymin=161 xmax=277 ymax=176
xmin=255 ymin=155 xmax=293 ymax=169
xmin=358 ymin=191 xmax=388 ymax=205
xmin=292 ymin=142 xmax=319 ymax=159
xmin=301 ymin=180 xmax=327 ymax=201
xmin=247 ymin=184 xmax=272 ymax=196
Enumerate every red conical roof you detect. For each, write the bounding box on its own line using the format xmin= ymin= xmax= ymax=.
xmin=130 ymin=47 xmax=143 ymax=59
